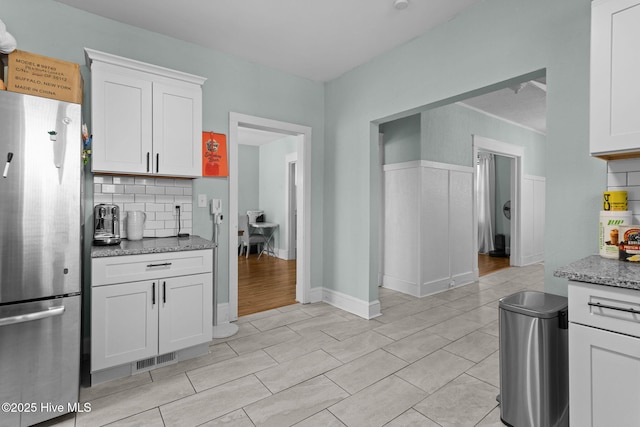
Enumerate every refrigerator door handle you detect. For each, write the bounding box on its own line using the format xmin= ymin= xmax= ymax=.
xmin=0 ymin=306 xmax=65 ymax=327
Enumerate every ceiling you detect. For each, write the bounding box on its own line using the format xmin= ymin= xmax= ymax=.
xmin=461 ymin=80 xmax=547 ymax=134
xmin=54 ymin=0 xmax=481 ymax=82
xmin=53 ymin=0 xmax=545 ymax=134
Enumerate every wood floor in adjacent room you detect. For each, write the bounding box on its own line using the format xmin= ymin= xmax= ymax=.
xmin=478 ymin=253 xmax=510 ymax=277
xmin=238 ymin=253 xmax=297 ymax=317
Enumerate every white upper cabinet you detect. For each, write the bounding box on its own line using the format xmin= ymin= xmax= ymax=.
xmin=591 ymin=0 xmax=640 ymax=159
xmin=85 ymin=48 xmax=206 ymax=177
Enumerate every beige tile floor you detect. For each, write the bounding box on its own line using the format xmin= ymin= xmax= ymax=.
xmin=43 ymin=264 xmax=544 ymax=427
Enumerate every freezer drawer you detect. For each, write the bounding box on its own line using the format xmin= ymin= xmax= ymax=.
xmin=0 ymin=295 xmax=80 ymax=427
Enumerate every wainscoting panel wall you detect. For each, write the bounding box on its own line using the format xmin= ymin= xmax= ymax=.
xmin=384 ymin=160 xmax=476 ymax=297
xmin=521 ymin=175 xmax=546 ymax=265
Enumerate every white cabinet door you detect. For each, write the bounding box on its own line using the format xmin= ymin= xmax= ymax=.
xmin=591 ymin=0 xmax=640 ymax=157
xmin=91 ymin=65 xmax=153 ymax=174
xmin=91 ymin=280 xmax=158 ymax=371
xmin=569 ymin=322 xmax=640 ymax=426
xmin=152 ymin=82 xmax=203 ymax=177
xmin=158 ymin=273 xmax=212 ymax=354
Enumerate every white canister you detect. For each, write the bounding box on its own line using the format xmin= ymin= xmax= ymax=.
xmin=126 ymin=211 xmax=146 ymax=241
xmin=599 ymin=210 xmax=633 ymax=259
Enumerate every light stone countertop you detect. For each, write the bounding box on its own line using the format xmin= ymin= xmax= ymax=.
xmin=554 ymin=255 xmax=640 ymax=291
xmin=91 ymin=235 xmax=214 ymax=258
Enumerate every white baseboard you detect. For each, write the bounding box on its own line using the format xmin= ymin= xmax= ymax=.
xmin=309 ymin=286 xmax=323 ymax=303
xmin=383 ymin=275 xmax=419 ymax=297
xmin=521 ymin=253 xmax=544 ymax=266
xmin=322 ymin=288 xmax=381 ymax=319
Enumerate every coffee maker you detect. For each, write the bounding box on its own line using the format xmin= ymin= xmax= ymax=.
xmin=93 ymin=204 xmax=121 ymax=245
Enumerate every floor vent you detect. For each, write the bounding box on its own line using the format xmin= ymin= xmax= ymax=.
xmin=157 ymin=352 xmax=176 ymax=366
xmin=132 ymin=352 xmax=178 ymax=374
xmin=134 ymin=357 xmax=156 ymax=372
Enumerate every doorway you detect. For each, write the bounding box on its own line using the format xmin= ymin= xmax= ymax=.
xmin=476 ymin=151 xmax=512 ymax=276
xmin=473 ymin=135 xmax=524 ymax=273
xmin=229 ymin=113 xmax=311 ymax=321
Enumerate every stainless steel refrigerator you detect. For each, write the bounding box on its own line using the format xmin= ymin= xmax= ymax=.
xmin=0 ymin=90 xmax=82 ymax=427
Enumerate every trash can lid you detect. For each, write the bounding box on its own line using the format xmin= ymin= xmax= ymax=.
xmin=499 ymin=291 xmax=568 ymax=318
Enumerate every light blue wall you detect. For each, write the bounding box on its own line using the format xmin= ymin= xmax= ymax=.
xmin=1 ymin=1 xmax=325 ymax=309
xmin=238 ymin=145 xmax=260 ymax=218
xmin=422 ymin=103 xmax=546 ymax=176
xmin=325 ymin=0 xmax=602 ymax=302
xmin=380 ymin=114 xmax=421 ymax=164
xmin=259 ymin=136 xmax=298 ymax=250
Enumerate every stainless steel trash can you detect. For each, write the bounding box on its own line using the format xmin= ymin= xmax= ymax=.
xmin=498 ymin=291 xmax=569 ymax=427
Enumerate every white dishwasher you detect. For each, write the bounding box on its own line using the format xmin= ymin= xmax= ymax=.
xmin=568 ymin=281 xmax=640 ymax=426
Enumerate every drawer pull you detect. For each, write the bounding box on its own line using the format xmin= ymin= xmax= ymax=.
xmin=588 ymin=301 xmax=640 ymax=315
xmin=147 ymin=262 xmax=172 ymax=268
xmin=152 ymin=282 xmax=156 ymax=305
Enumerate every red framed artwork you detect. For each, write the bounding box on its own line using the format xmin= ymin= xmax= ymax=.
xmin=202 ymin=131 xmax=228 ymax=177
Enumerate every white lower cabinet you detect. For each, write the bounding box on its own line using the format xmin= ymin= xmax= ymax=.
xmin=91 ymin=250 xmax=213 ymax=381
xmin=568 ymin=281 xmax=640 ymax=426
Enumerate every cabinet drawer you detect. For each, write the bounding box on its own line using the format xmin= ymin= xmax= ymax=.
xmin=92 ymin=250 xmax=213 ymax=286
xmin=569 ymin=281 xmax=640 ymax=338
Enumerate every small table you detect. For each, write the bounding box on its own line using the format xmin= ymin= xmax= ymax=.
xmin=249 ymin=222 xmax=279 ymax=259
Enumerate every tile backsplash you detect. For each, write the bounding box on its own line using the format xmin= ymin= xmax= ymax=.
xmin=607 ymin=158 xmax=640 ymax=224
xmin=93 ymin=175 xmax=193 ymax=238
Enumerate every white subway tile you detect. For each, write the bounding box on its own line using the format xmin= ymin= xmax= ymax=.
xmin=94 ymin=184 xmax=102 ymax=193
xmin=180 ymin=212 xmax=192 ymax=220
xmin=113 ymin=194 xmax=135 ymax=203
xmin=165 ymin=220 xmax=177 ymax=229
xmin=135 ymin=194 xmax=155 ymax=203
xmin=175 ymin=195 xmax=192 ymax=204
xmin=183 ymin=220 xmax=192 ymax=228
xmin=156 ymin=212 xmax=175 ymax=221
xmin=145 ymin=220 xmax=164 ymax=230
xmin=93 ymin=175 xmax=113 ymax=184
xmin=155 ymin=178 xmax=175 ymax=186
xmin=183 ymin=187 xmax=192 ymax=196
xmin=134 ymin=177 xmax=155 ymax=186
xmin=165 ymin=204 xmax=177 ymax=212
xmin=113 ymin=176 xmax=135 ymax=185
xmin=145 ymin=203 xmax=165 ymax=212
xmin=123 ymin=203 xmax=145 ymax=211
xmin=144 ymin=212 xmax=155 ymax=221
xmin=625 ymin=187 xmax=640 ymax=201
xmin=146 ymin=186 xmax=165 ymax=195
xmin=182 ymin=204 xmax=193 ymax=212
xmin=608 ymin=172 xmax=628 ymax=187
xmin=175 ymin=179 xmax=193 ymax=188
xmin=124 ymin=185 xmax=146 ymax=194
xmin=101 ymin=184 xmax=116 ymax=193
xmin=608 ymin=158 xmax=640 ymax=173
xmin=628 ymin=172 xmax=640 ymax=187
xmin=165 ymin=187 xmax=184 ymax=196
xmin=155 ymin=195 xmax=175 ymax=204
xmin=94 ymin=194 xmax=113 ymax=203
xmin=143 ymin=230 xmax=156 ymax=238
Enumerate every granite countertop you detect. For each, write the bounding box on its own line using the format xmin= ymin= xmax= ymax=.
xmin=554 ymin=255 xmax=640 ymax=291
xmin=92 ymin=235 xmax=214 ymax=258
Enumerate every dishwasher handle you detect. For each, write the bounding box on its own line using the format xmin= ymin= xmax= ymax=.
xmin=0 ymin=306 xmax=65 ymax=327
xmin=588 ymin=301 xmax=640 ymax=315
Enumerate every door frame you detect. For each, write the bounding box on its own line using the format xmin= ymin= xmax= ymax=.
xmin=472 ymin=135 xmax=524 ymax=268
xmin=285 ymin=152 xmax=298 ymax=260
xmin=229 ymin=113 xmax=312 ymax=320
